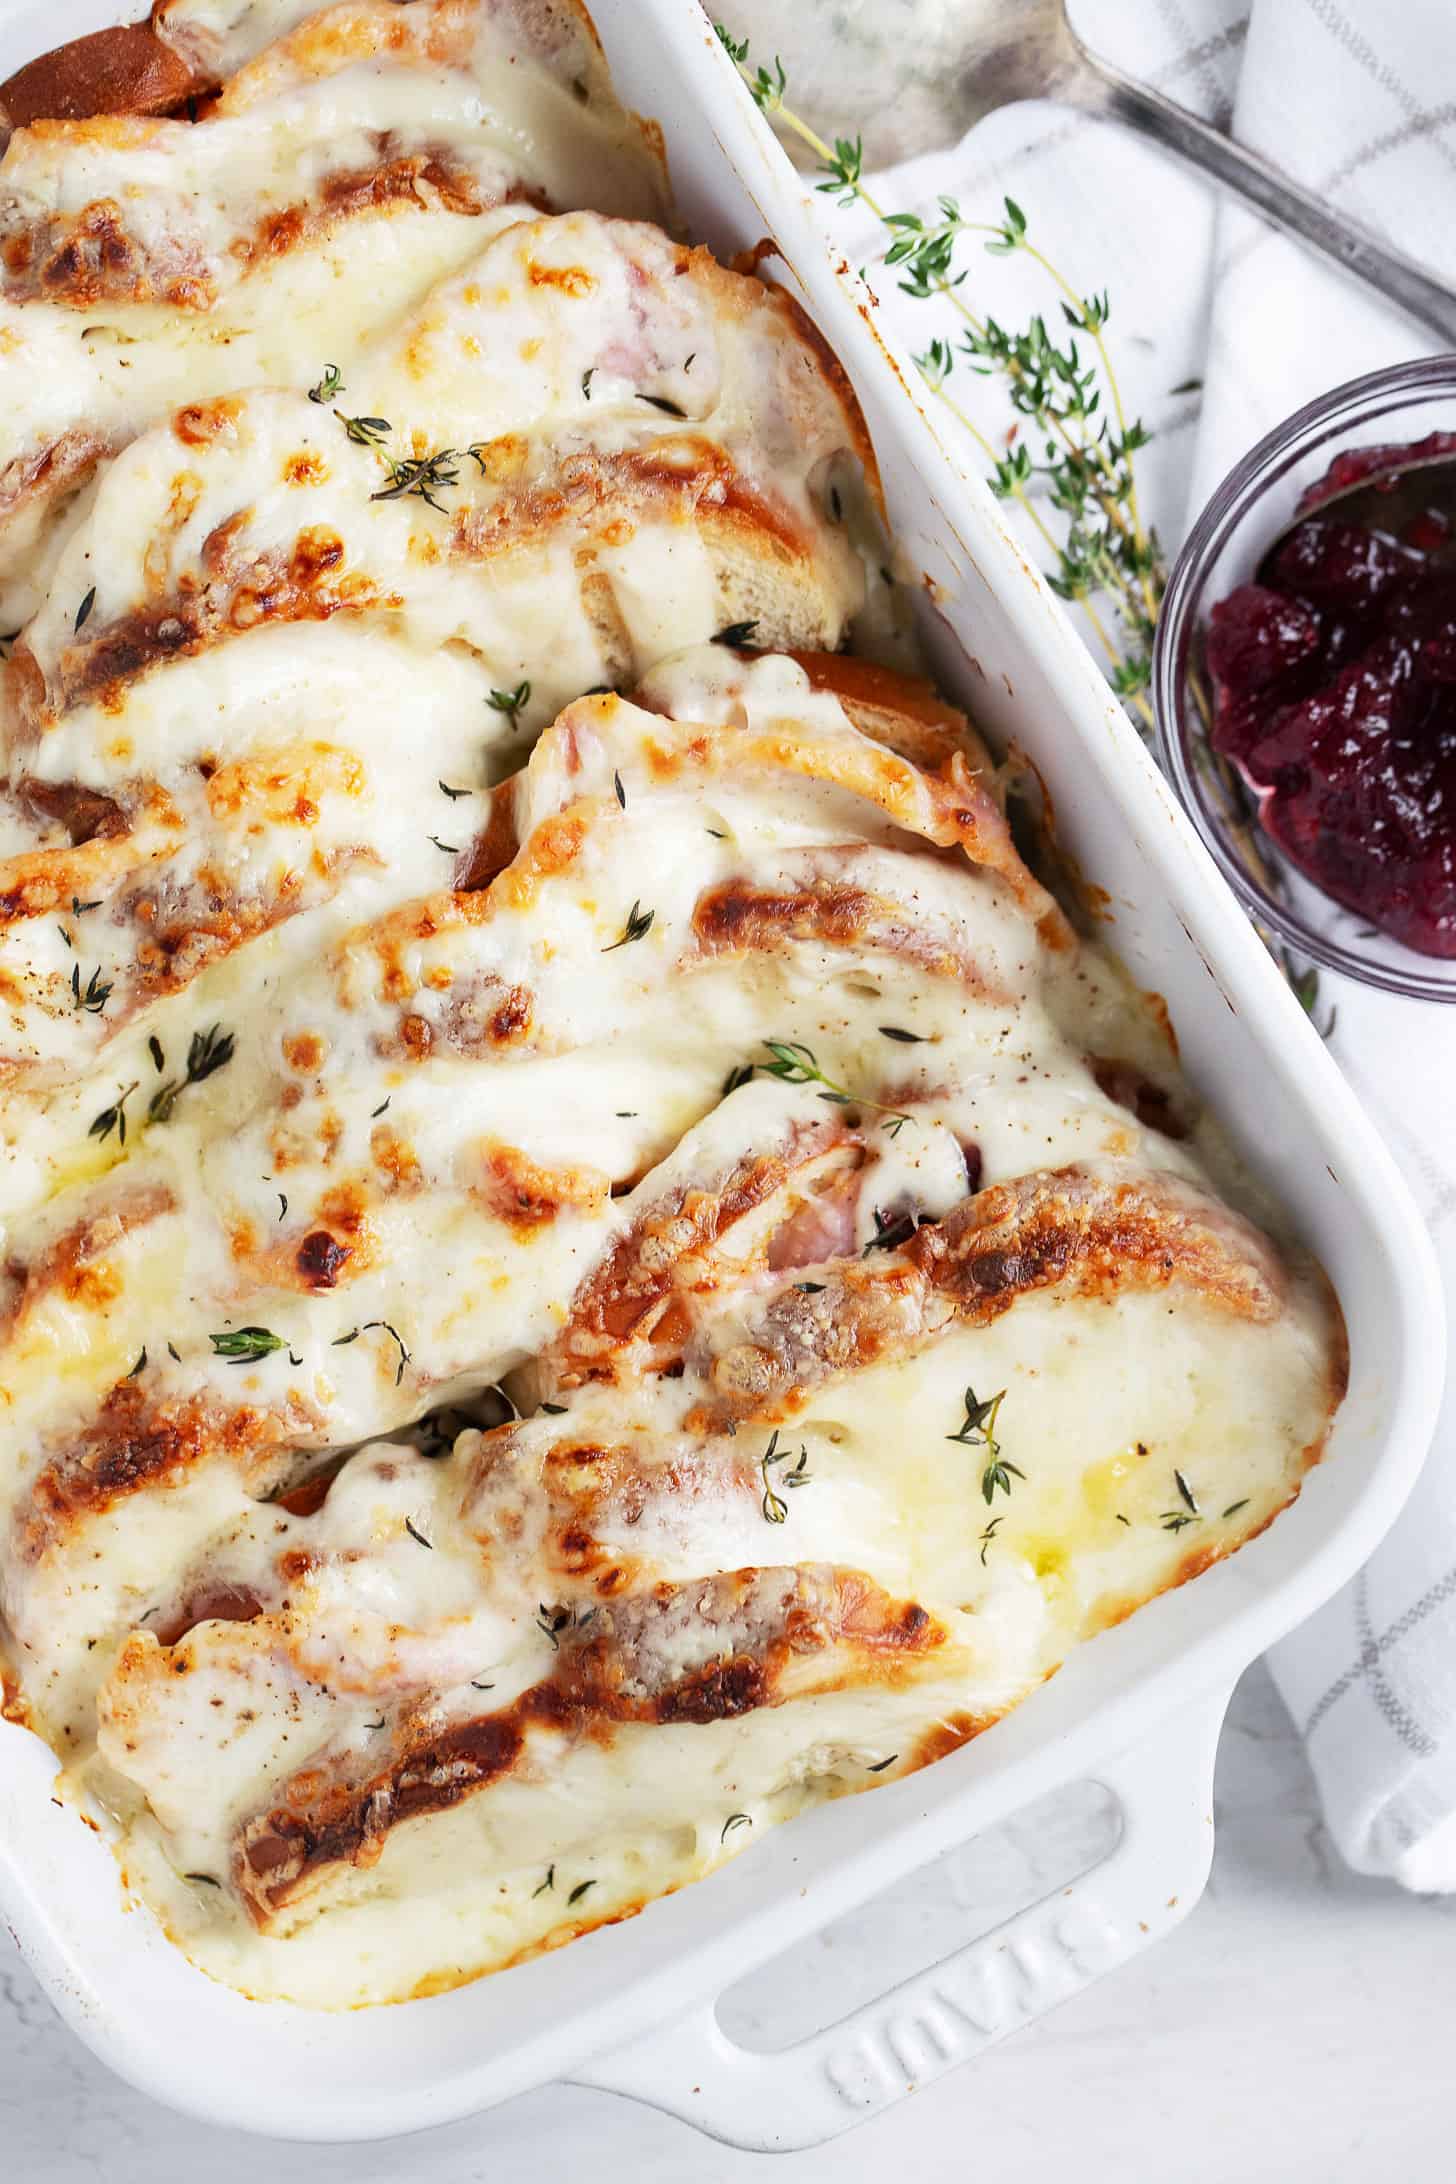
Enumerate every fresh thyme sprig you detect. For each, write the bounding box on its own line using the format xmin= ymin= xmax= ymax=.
xmin=331 ymin=407 xmax=479 ymax=514
xmin=947 ymin=1384 xmax=1021 ymax=1503
xmin=714 ymin=25 xmax=1162 ymax=729
xmin=148 ymin=1023 xmax=235 ymax=1125
xmin=330 ymin=1319 xmax=411 ymax=1386
xmin=309 ymin=364 xmax=344 ymax=404
xmin=487 ymin=681 xmax=531 ymax=729
xmin=756 ymin=1038 xmax=913 ymax=1137
xmin=211 ymin=1326 xmax=291 ymax=1364
xmin=371 ymin=447 xmax=463 ymax=511
xmin=335 ymin=409 xmax=392 ymax=448
xmin=602 ymin=900 xmax=655 ymax=952
xmin=760 ymin=1427 xmax=811 ymax=1522
xmin=89 ymin=1081 xmax=138 ymax=1146
xmin=1160 ymin=1467 xmax=1202 ymax=1532
xmin=71 ymin=964 xmax=112 ymax=1014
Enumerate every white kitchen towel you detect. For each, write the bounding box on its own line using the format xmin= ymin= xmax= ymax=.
xmin=800 ymin=0 xmax=1456 ymax=1887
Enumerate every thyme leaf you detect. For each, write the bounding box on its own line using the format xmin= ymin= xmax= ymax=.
xmin=363 ymin=1319 xmax=410 ymax=1386
xmin=756 ymin=1039 xmax=911 ymax=1135
xmin=148 ymin=1023 xmax=234 ymax=1125
xmin=487 ymin=681 xmax=531 ymax=728
xmin=759 ymin=1427 xmax=811 ymax=1523
xmin=89 ymin=1080 xmax=138 ymax=1145
xmin=335 ymin=409 xmax=392 ymax=448
xmin=602 ymin=900 xmax=655 ymax=951
xmin=71 ymin=964 xmax=112 ymax=1014
xmin=947 ymin=1385 xmax=1020 ymax=1503
xmin=714 ymin=33 xmax=1163 ymax=736
xmin=210 ymin=1326 xmax=286 ymax=1363
xmin=863 ymin=1206 xmax=924 ymax=1254
xmin=371 ymin=445 xmax=461 ymax=509
xmin=308 ymin=364 xmax=344 ymax=403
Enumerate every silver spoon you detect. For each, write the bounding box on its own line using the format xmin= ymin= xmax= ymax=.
xmin=732 ymin=0 xmax=1456 ymax=346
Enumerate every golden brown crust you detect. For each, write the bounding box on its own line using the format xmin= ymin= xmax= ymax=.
xmin=0 ymin=1181 xmax=175 ymax=1345
xmin=788 ymin=650 xmax=978 ymax=769
xmin=914 ymin=1163 xmax=1284 ymax=1324
xmin=0 ymin=23 xmax=207 ymax=136
xmin=18 ymin=1382 xmax=312 ymax=1564
xmin=692 ymin=1162 xmax=1287 ymax=1428
xmin=691 ymin=868 xmax=1007 ymax=997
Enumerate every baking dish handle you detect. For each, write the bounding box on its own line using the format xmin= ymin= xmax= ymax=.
xmin=573 ymin=1686 xmax=1228 ymax=2150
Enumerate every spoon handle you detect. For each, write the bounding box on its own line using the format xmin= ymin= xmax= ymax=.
xmin=1062 ymin=49 xmax=1456 ymax=349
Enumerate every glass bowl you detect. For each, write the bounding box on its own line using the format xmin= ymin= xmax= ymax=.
xmin=1152 ymin=356 xmax=1456 ymax=1002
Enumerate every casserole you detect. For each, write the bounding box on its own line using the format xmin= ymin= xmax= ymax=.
xmin=0 ymin=0 xmax=1441 ymax=2147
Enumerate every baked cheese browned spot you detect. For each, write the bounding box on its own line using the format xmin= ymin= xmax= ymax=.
xmin=17 ymin=1380 xmax=316 ymax=1564
xmin=692 ymin=861 xmax=1010 ymax=999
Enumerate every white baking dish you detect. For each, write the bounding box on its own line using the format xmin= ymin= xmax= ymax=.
xmin=0 ymin=0 xmax=1443 ymax=2152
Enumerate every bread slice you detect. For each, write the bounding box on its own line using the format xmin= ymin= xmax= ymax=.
xmin=0 ymin=23 xmax=205 ymax=137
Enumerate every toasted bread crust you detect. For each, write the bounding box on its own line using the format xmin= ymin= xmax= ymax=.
xmin=0 ymin=23 xmax=207 ymax=137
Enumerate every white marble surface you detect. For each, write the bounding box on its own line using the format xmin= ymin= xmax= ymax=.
xmin=5 ymin=1663 xmax=1454 ymax=2182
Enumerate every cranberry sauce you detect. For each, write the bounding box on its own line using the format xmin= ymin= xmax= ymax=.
xmin=1206 ymin=431 xmax=1456 ymax=957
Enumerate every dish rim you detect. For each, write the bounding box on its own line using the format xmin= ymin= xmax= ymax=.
xmin=0 ymin=0 xmax=1443 ymax=2144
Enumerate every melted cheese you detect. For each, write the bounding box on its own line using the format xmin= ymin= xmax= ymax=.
xmin=0 ymin=1 xmax=1344 ymax=2012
